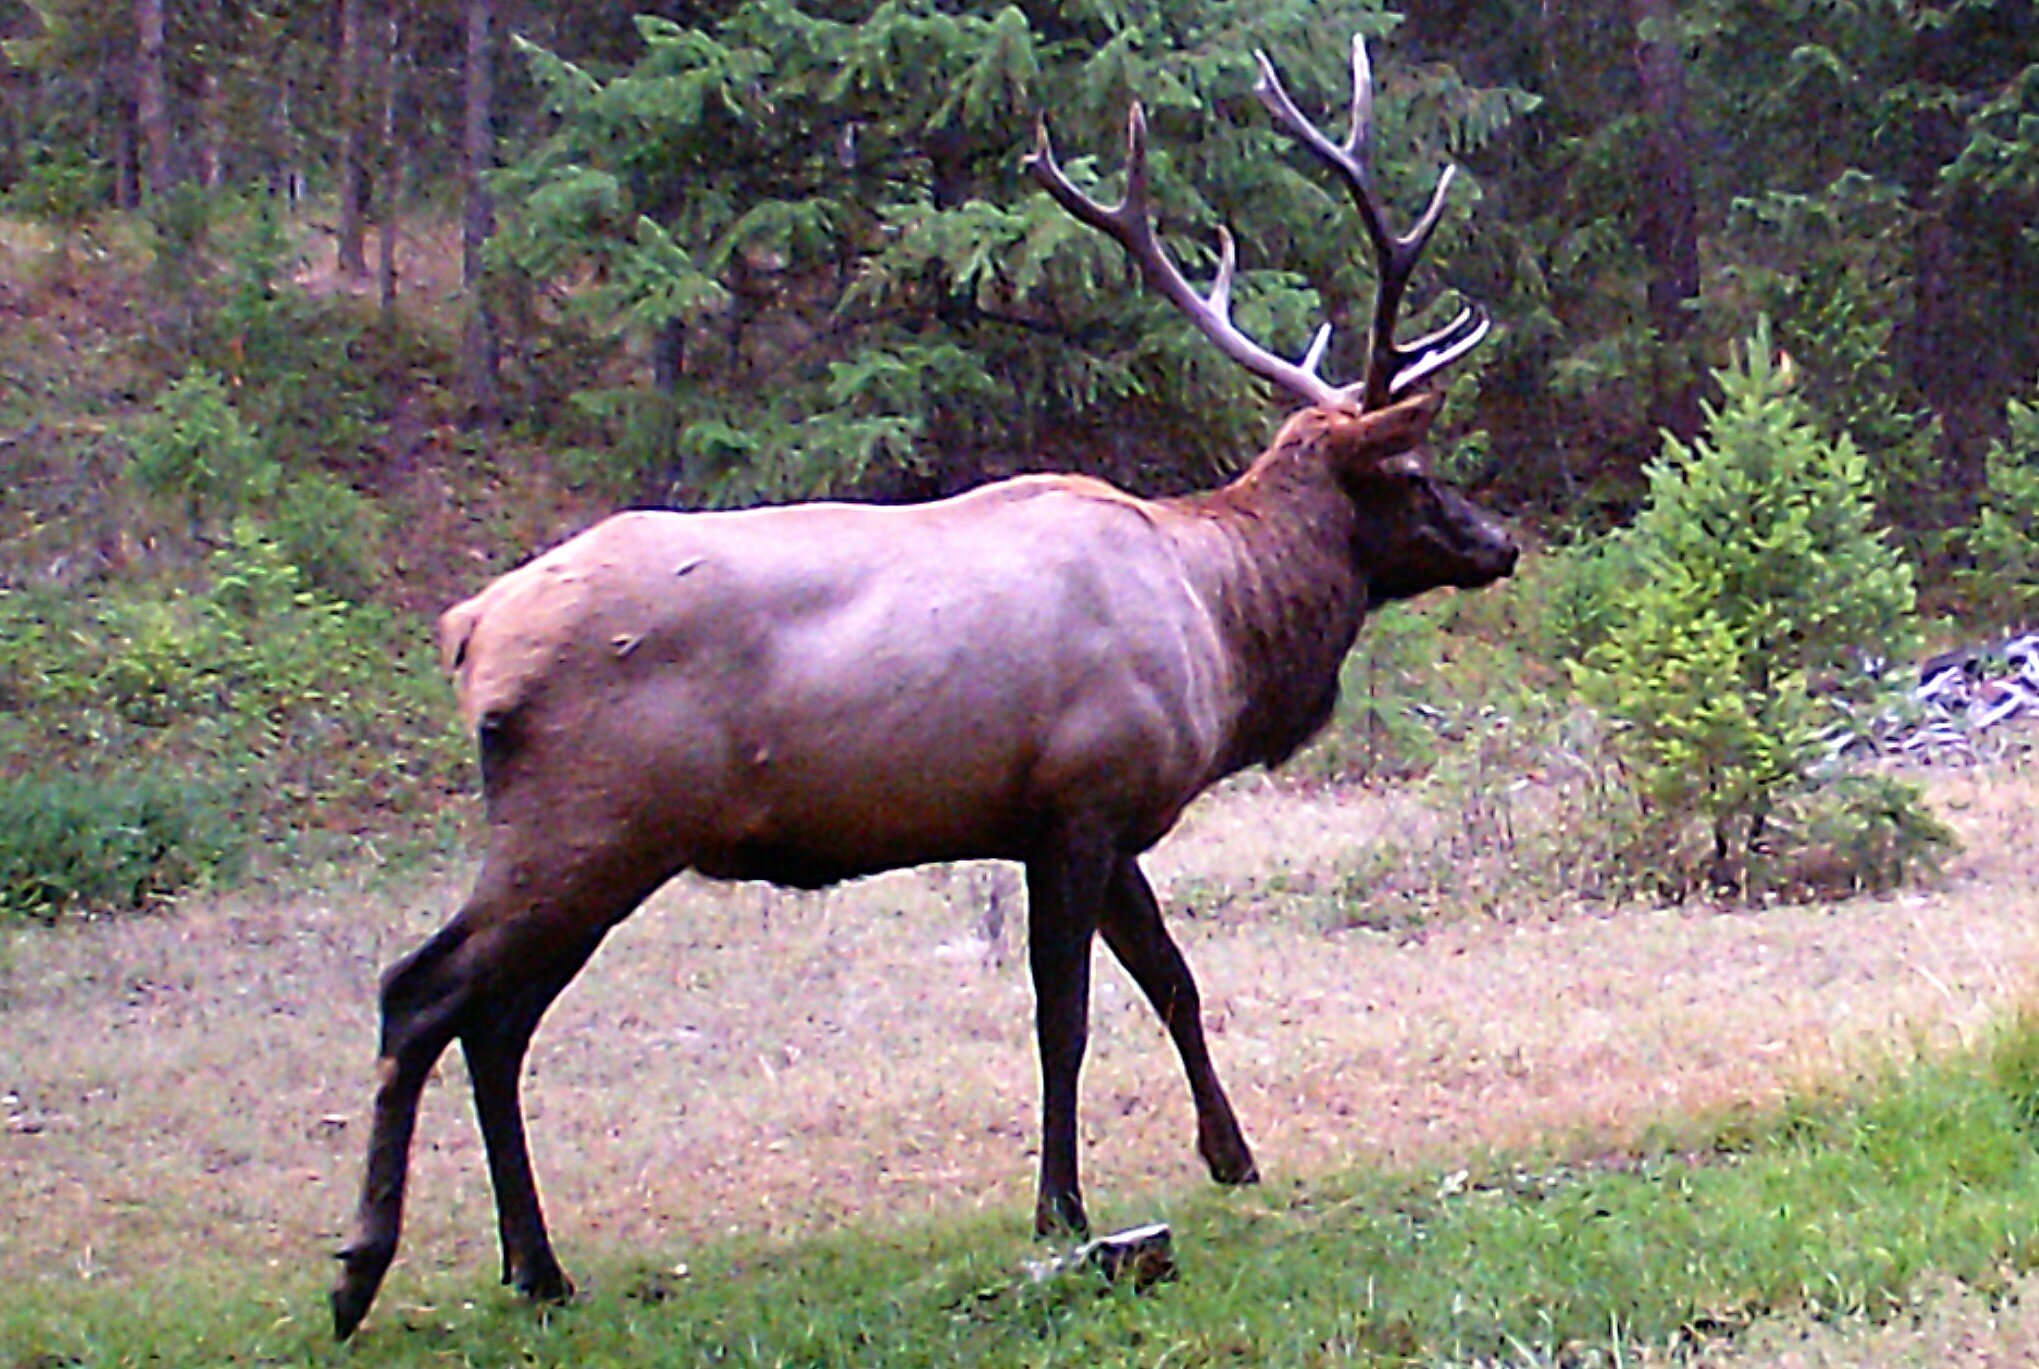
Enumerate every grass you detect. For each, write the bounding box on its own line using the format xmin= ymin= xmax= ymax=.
xmin=10 ymin=1022 xmax=2039 ymax=1366
xmin=5 ymin=765 xmax=2039 ymax=1365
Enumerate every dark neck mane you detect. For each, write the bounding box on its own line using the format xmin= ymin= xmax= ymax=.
xmin=1163 ymin=411 xmax=1367 ymax=779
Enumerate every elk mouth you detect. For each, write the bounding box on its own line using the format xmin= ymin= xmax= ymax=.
xmin=1449 ymin=523 xmax=1520 ymax=591
xmin=1463 ymin=537 xmax=1520 ymax=588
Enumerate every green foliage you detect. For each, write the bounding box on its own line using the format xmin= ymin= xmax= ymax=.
xmin=1314 ymin=604 xmax=1448 ymax=782
xmin=1723 ymin=175 xmax=1945 ymax=549
xmin=126 ymin=366 xmax=276 ymax=537
xmin=1763 ymin=772 xmax=1957 ymax=900
xmin=1988 ymin=1007 xmax=2039 ymax=1138
xmin=0 ymin=530 xmax=466 ymax=851
xmin=199 ymin=197 xmax=390 ymax=471
xmin=1961 ymin=388 xmax=2039 ymax=627
xmin=4 ymin=142 xmax=106 ymax=281
xmin=186 ymin=525 xmax=465 ymax=822
xmin=497 ymin=1 xmax=1523 ymax=503
xmin=1534 ymin=532 xmax=1643 ymax=666
xmin=1574 ymin=324 xmax=1930 ymax=898
xmin=268 ymin=470 xmax=387 ymax=603
xmin=0 ymin=769 xmax=241 ymax=922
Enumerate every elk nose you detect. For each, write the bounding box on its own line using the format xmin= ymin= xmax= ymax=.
xmin=1469 ymin=524 xmax=1518 ymax=584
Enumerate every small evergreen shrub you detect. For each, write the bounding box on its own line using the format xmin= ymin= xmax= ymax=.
xmin=0 ymin=770 xmax=243 ymax=921
xmin=1307 ymin=603 xmax=1450 ymax=783
xmin=1573 ymin=323 xmax=1937 ymax=898
xmin=1961 ymin=387 xmax=2039 ymax=628
xmin=5 ymin=142 xmax=107 ymax=287
xmin=127 ymin=366 xmax=277 ymax=537
xmin=1758 ymin=773 xmax=1956 ymax=899
xmin=268 ymin=471 xmax=386 ymax=602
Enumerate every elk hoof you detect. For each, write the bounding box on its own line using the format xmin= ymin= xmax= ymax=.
xmin=1199 ymin=1125 xmax=1260 ymax=1186
xmin=330 ymin=1239 xmax=396 ymax=1341
xmin=513 ymin=1259 xmax=575 ymax=1306
xmin=1034 ymin=1191 xmax=1090 ymax=1239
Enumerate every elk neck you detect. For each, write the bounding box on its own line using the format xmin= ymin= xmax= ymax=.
xmin=1162 ymin=410 xmax=1373 ymax=779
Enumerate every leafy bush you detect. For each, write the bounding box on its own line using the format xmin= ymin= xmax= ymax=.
xmin=1573 ymin=324 xmax=1934 ymax=898
xmin=187 ymin=523 xmax=466 ymax=821
xmin=127 ymin=366 xmax=276 ymax=537
xmin=0 ymin=770 xmax=242 ymax=922
xmin=0 ymin=528 xmax=467 ymax=856
xmin=268 ymin=471 xmax=386 ymax=602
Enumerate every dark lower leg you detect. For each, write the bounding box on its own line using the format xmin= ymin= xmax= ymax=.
xmin=332 ymin=1032 xmax=450 ymax=1338
xmin=1100 ymin=857 xmax=1257 ymax=1186
xmin=1026 ymin=834 xmax=1107 ymax=1237
xmin=1031 ymin=927 xmax=1092 ymax=1235
xmin=463 ymin=1019 xmax=569 ymax=1301
xmin=331 ymin=919 xmax=476 ymax=1339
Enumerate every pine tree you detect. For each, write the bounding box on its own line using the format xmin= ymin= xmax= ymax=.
xmin=1963 ymin=385 xmax=2039 ymax=628
xmin=492 ymin=1 xmax=1528 ymax=504
xmin=1575 ymin=322 xmax=1923 ymax=895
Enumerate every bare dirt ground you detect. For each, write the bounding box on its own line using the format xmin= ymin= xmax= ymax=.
xmin=6 ymin=764 xmax=2039 ymax=1360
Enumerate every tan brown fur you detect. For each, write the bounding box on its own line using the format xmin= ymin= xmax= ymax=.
xmin=330 ymin=392 xmax=1515 ymax=1339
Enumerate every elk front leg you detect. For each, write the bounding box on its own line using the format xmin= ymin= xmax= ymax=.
xmin=1099 ymin=855 xmax=1258 ymax=1186
xmin=1024 ymin=827 xmax=1110 ymax=1236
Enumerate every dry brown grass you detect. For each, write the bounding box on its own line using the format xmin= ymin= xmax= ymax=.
xmin=6 ymin=762 xmax=2039 ymax=1355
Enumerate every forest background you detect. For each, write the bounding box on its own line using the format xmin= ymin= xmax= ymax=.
xmin=0 ymin=0 xmax=2036 ymax=912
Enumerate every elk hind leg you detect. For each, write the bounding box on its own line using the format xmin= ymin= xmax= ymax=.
xmin=1098 ymin=855 xmax=1258 ymax=1186
xmin=332 ymin=920 xmax=475 ymax=1339
xmin=459 ymin=933 xmax=605 ymax=1303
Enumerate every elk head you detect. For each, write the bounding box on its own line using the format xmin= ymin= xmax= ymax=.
xmin=1024 ymin=36 xmax=1514 ymax=597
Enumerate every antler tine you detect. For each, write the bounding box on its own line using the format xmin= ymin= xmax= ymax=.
xmin=1300 ymin=321 xmax=1334 ymax=379
xmin=1342 ymin=31 xmax=1374 ymax=168
xmin=1252 ymin=46 xmax=1390 ymax=260
xmin=1025 ymin=105 xmax=1340 ymax=407
xmin=1387 ymin=305 xmax=1491 ymax=396
xmin=1254 ymin=35 xmax=1485 ymax=408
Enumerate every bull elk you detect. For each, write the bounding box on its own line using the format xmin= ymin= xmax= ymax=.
xmin=331 ymin=35 xmax=1516 ymax=1338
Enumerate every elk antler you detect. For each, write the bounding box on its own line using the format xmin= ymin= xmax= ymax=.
xmin=1025 ymin=103 xmax=1348 ymax=408
xmin=1253 ymin=36 xmax=1490 ymax=407
xmin=1024 ymin=35 xmax=1489 ymax=412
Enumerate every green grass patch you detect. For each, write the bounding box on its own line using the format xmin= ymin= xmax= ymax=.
xmin=13 ymin=1017 xmax=2039 ymax=1365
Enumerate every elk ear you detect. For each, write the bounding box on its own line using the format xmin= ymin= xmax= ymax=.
xmin=1323 ymin=391 xmax=1443 ymax=478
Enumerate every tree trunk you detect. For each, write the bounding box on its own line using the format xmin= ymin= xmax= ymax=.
xmin=271 ymin=64 xmax=295 ymax=202
xmin=136 ymin=0 xmax=171 ymax=200
xmin=103 ymin=55 xmax=140 ymax=210
xmin=1902 ymin=21 xmax=1978 ymax=493
xmin=652 ymin=321 xmax=687 ymax=394
xmin=1630 ymin=0 xmax=1703 ymax=443
xmin=377 ymin=0 xmax=408 ymax=316
xmin=337 ymin=0 xmax=369 ymax=282
xmin=200 ymin=66 xmax=223 ymax=189
xmin=462 ymin=0 xmax=500 ymax=427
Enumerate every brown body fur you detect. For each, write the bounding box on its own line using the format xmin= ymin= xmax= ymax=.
xmin=330 ymin=393 xmax=1516 ymax=1337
